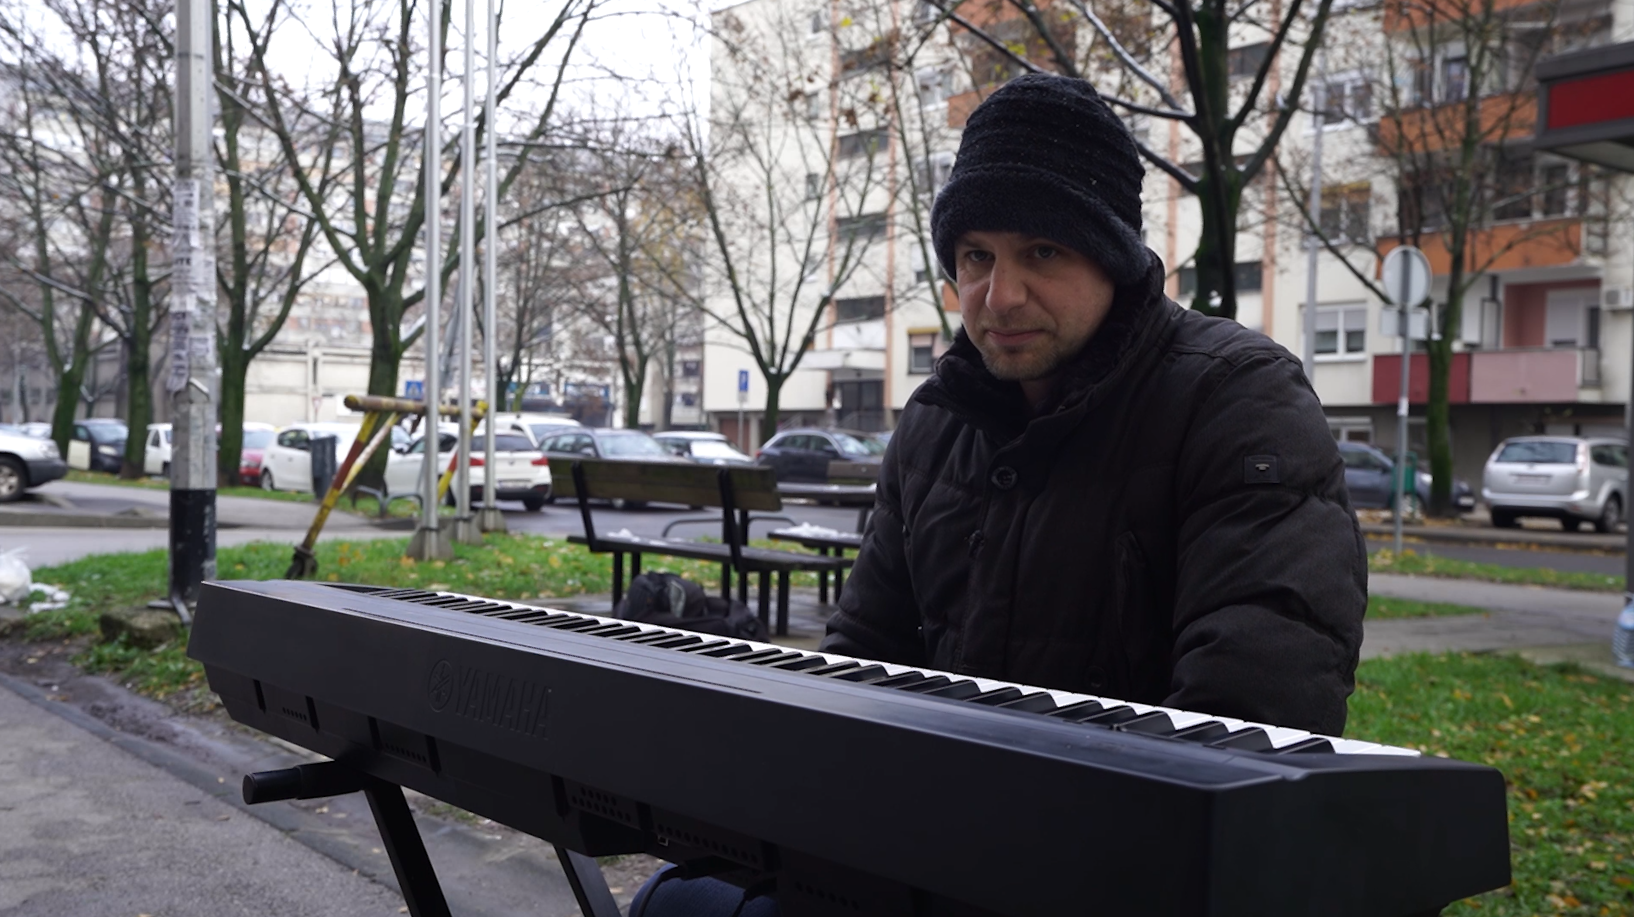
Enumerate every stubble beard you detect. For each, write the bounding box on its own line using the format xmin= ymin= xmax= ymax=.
xmin=976 ymin=334 xmax=1077 ymax=382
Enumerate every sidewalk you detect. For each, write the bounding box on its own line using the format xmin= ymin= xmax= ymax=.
xmin=0 ymin=479 xmax=378 ymax=531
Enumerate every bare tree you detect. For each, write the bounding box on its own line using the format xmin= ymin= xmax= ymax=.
xmin=1277 ymin=0 xmax=1606 ymax=514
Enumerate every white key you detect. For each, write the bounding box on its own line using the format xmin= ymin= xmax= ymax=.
xmin=1262 ymin=726 xmax=1315 ymax=749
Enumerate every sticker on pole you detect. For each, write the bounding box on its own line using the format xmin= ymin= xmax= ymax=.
xmin=1381 ymin=246 xmax=1431 ymax=308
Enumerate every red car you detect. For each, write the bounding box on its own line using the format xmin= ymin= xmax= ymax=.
xmin=238 ymin=423 xmax=277 ymax=486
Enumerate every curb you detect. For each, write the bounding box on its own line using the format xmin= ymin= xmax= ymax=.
xmin=0 ymin=511 xmax=171 ymax=529
xmin=1359 ymin=523 xmax=1624 ymax=553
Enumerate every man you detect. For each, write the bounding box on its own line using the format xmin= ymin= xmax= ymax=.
xmin=631 ymin=72 xmax=1365 ymax=915
xmin=820 ymin=72 xmax=1366 ymax=736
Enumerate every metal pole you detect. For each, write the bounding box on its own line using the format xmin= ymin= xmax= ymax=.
xmin=410 ymin=0 xmax=451 ymax=561
xmin=453 ymin=0 xmax=478 ymax=545
xmin=1393 ymin=268 xmax=1413 ymax=555
xmin=164 ymin=0 xmax=217 ymax=622
xmin=1301 ymin=51 xmax=1328 ymax=381
xmin=479 ymin=0 xmax=505 ymax=533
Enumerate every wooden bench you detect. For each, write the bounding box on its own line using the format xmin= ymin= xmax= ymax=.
xmin=552 ymin=458 xmax=852 ymax=637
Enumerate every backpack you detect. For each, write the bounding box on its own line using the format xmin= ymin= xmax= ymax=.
xmin=616 ymin=572 xmax=768 ymax=643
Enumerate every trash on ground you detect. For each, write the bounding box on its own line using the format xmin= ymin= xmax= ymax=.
xmin=0 ymin=547 xmax=31 ymax=604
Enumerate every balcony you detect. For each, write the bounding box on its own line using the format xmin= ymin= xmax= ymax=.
xmin=1374 ymin=93 xmax=1537 ymax=155
xmin=1377 ymin=219 xmax=1582 ymax=276
xmin=1469 ymin=347 xmax=1601 ymax=402
xmin=1372 ymin=353 xmax=1471 ymax=404
xmin=805 ymin=319 xmax=886 ymax=371
xmin=1385 ymin=0 xmax=1540 ymax=31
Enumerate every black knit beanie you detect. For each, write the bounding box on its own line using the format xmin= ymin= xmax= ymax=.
xmin=931 ymin=73 xmax=1151 ymax=286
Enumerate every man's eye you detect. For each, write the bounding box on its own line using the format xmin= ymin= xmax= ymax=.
xmin=1034 ymin=245 xmax=1058 ymax=259
xmin=962 ymin=250 xmax=990 ymax=263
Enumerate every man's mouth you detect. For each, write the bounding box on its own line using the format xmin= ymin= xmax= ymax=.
xmin=984 ymin=329 xmax=1043 ymax=345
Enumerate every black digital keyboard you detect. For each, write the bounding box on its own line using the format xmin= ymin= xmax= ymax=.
xmin=188 ymin=580 xmax=1510 ymax=917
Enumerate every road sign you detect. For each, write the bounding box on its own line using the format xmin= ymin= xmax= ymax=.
xmin=1381 ymin=246 xmax=1431 ymax=308
xmin=404 ymin=380 xmax=425 ymax=400
xmin=737 ymin=369 xmax=749 ymax=405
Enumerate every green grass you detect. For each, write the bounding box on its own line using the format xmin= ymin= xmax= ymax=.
xmin=61 ymin=468 xmax=425 ymax=514
xmin=16 ymin=535 xmax=728 ymax=702
xmin=1367 ymin=595 xmax=1489 ymax=619
xmin=1349 ymin=653 xmax=1634 ymax=916
xmin=1371 ymin=548 xmax=1623 ymax=592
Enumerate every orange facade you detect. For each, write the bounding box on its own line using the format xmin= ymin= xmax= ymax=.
xmin=1377 ymin=219 xmax=1582 ymax=276
xmin=1375 ymin=93 xmax=1538 ymax=155
xmin=1384 ymin=0 xmax=1538 ymax=32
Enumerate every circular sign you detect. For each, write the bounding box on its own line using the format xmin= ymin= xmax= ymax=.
xmin=427 ymin=660 xmax=454 ymax=711
xmin=1381 ymin=246 xmax=1432 ymax=308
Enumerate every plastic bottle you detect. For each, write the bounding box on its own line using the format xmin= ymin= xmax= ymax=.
xmin=1615 ymin=599 xmax=1634 ymax=669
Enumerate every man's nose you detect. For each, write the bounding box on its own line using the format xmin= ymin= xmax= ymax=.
xmin=985 ymin=256 xmax=1026 ymax=314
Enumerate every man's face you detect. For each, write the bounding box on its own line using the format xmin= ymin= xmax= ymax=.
xmin=953 ymin=230 xmax=1116 ymax=383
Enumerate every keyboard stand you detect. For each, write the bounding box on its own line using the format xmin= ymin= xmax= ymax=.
xmin=241 ymin=762 xmax=621 ymax=917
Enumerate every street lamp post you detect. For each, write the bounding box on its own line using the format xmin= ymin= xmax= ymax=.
xmin=478 ymin=0 xmax=506 ymax=534
xmin=409 ymin=0 xmax=452 ymax=561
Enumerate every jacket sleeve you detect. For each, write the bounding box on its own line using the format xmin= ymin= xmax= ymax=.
xmin=1164 ymin=351 xmax=1367 ymax=736
xmin=818 ymin=440 xmax=927 ymax=666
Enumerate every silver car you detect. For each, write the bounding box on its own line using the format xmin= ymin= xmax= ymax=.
xmin=1483 ymin=436 xmax=1627 ymax=532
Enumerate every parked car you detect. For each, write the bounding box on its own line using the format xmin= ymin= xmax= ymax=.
xmin=143 ymin=423 xmax=172 ymax=476
xmin=1483 ymin=436 xmax=1627 ymax=532
xmin=488 ymin=412 xmax=582 ymax=448
xmin=259 ymin=423 xmax=359 ymax=493
xmin=536 ymin=427 xmax=688 ymax=509
xmin=237 ymin=423 xmax=278 ymax=486
xmin=383 ymin=428 xmax=551 ymax=511
xmin=17 ymin=422 xmax=51 ymax=439
xmin=1337 ymin=441 xmax=1476 ymax=513
xmin=67 ymin=419 xmax=128 ymax=473
xmin=0 ymin=426 xmax=66 ymax=502
xmin=654 ymin=431 xmax=755 ymax=466
xmin=756 ymin=428 xmax=885 ymax=482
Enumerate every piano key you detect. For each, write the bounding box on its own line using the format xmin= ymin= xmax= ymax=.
xmin=923 ymin=681 xmax=984 ymax=700
xmin=1274 ymin=737 xmax=1336 ymax=755
xmin=969 ymin=687 xmax=1025 ymax=706
xmin=1115 ymin=711 xmax=1177 ymax=735
xmin=675 ymin=639 xmax=733 ymax=654
xmin=770 ymin=655 xmax=832 ymax=672
xmin=1170 ymin=721 xmax=1231 ymax=744
xmin=832 ymin=665 xmax=890 ymax=683
xmin=1046 ymin=700 xmax=1107 ymax=720
xmin=995 ymin=692 xmax=1060 ymax=713
xmin=1261 ymin=726 xmax=1315 ymax=750
xmin=746 ymin=651 xmax=809 ymax=667
xmin=1209 ymin=728 xmax=1274 ymax=752
xmin=804 ymin=661 xmax=863 ymax=677
xmin=1078 ymin=705 xmax=1141 ymax=726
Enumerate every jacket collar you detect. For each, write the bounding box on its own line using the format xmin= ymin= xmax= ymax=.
xmin=914 ymin=257 xmax=1178 ymax=443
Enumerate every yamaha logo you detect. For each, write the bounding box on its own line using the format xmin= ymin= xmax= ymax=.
xmin=427 ymin=660 xmax=454 ymax=711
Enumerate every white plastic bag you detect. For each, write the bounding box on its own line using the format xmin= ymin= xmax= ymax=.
xmin=0 ymin=547 xmax=31 ymax=605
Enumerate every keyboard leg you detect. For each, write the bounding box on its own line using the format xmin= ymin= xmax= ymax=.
xmin=364 ymin=780 xmax=453 ymax=917
xmin=555 ymin=844 xmax=623 ymax=917
xmin=738 ymin=567 xmax=749 ymax=605
xmin=721 ymin=562 xmax=731 ymax=599
xmin=612 ymin=552 xmax=624 ymax=609
xmin=631 ymin=552 xmax=642 ymax=577
xmin=835 ymin=555 xmax=845 ymax=601
xmin=758 ymin=571 xmax=771 ymax=631
xmin=818 ymin=547 xmax=829 ymax=604
xmin=777 ymin=571 xmax=790 ymax=637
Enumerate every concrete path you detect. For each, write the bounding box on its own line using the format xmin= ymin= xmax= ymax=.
xmin=18 ymin=479 xmax=379 ymax=530
xmin=1365 ymin=573 xmax=1624 ymax=659
xmin=0 ymin=675 xmax=405 ymax=916
xmin=0 ymin=525 xmax=403 ymax=569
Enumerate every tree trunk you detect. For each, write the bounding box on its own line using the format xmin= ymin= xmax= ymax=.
xmin=353 ymin=290 xmax=404 ymax=490
xmin=1190 ymin=172 xmax=1242 ymax=319
xmin=1425 ymin=264 xmax=1465 ymax=518
xmin=50 ymin=306 xmax=96 ymax=452
xmin=219 ymin=346 xmax=248 ymax=487
xmin=118 ymin=212 xmax=157 ymax=480
xmin=758 ymin=374 xmax=784 ymax=445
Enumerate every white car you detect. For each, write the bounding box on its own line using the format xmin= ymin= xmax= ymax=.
xmin=488 ymin=412 xmax=581 ymax=448
xmin=0 ymin=427 xmax=67 ymax=503
xmin=259 ymin=422 xmax=360 ymax=493
xmin=384 ymin=429 xmax=552 ymax=511
xmin=143 ymin=423 xmax=172 ymax=476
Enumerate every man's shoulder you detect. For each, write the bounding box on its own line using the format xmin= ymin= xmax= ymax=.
xmin=1164 ymin=307 xmax=1302 ymax=373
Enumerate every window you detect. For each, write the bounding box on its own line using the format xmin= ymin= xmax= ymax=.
xmin=809 ymin=9 xmax=826 ymax=34
xmin=1177 ymin=262 xmax=1263 ymax=296
xmin=1539 ymin=163 xmax=1571 ymax=217
xmin=915 ymin=67 xmax=954 ymax=106
xmin=1440 ymin=55 xmax=1468 ymax=102
xmin=840 ymin=38 xmax=892 ymax=75
xmin=1491 ymin=154 xmax=1578 ymax=222
xmin=1592 ymin=444 xmax=1628 ymax=468
xmin=1228 ymin=42 xmax=1270 ymax=80
xmin=912 ymin=0 xmax=939 ymax=27
xmin=835 ymin=295 xmax=886 ymax=322
xmin=837 ymin=129 xmax=889 ymax=158
xmin=908 ymin=332 xmax=937 ymax=373
xmin=805 ymin=90 xmax=824 ymax=121
xmin=914 ymin=151 xmax=954 ymax=196
xmin=836 ymin=212 xmax=887 ymax=240
xmin=1317 ymin=74 xmax=1372 ymax=125
xmin=1314 ymin=305 xmax=1367 ymax=357
xmin=1493 ymin=153 xmax=1535 ymax=221
xmin=680 ymin=360 xmax=701 ymax=378
xmin=806 ymin=172 xmax=822 ymax=200
xmin=1319 ymin=182 xmax=1371 ymax=243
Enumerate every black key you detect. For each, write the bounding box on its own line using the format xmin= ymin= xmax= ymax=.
xmin=577 ymin=623 xmax=637 ymax=637
xmin=1171 ymin=721 xmax=1231 ymax=744
xmin=747 ymin=652 xmax=807 ymax=667
xmin=869 ymin=671 xmax=931 ymax=688
xmin=512 ymin=612 xmax=568 ymax=624
xmin=544 ymin=617 xmax=600 ymax=630
xmin=1046 ymin=700 xmax=1107 ymax=721
xmin=1209 ymin=728 xmax=1274 ymax=752
xmin=1114 ymin=711 xmax=1177 ymax=736
xmin=1078 ymin=705 xmax=1141 ymax=726
xmin=677 ymin=640 xmax=733 ymax=654
xmin=495 ymin=608 xmax=551 ymax=620
xmin=699 ymin=643 xmax=754 ymax=657
xmin=723 ymin=648 xmax=788 ymax=663
xmin=771 ymin=655 xmax=829 ymax=672
xmin=620 ymin=631 xmax=683 ymax=644
xmin=893 ymin=674 xmax=954 ymax=693
xmin=647 ymin=635 xmax=705 ymax=649
xmin=833 ymin=665 xmax=890 ymax=682
xmin=1274 ymin=737 xmax=1335 ymax=755
xmin=968 ymin=687 xmax=1024 ymax=706
xmin=924 ymin=681 xmax=983 ymax=700
xmin=996 ymin=693 xmax=1059 ymax=714
xmin=805 ymin=661 xmax=863 ymax=677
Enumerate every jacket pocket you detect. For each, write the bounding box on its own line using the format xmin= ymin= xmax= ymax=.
xmin=1112 ymin=530 xmax=1169 ymax=702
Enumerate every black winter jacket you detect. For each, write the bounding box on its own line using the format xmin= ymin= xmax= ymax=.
xmin=819 ymin=262 xmax=1367 ymax=735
